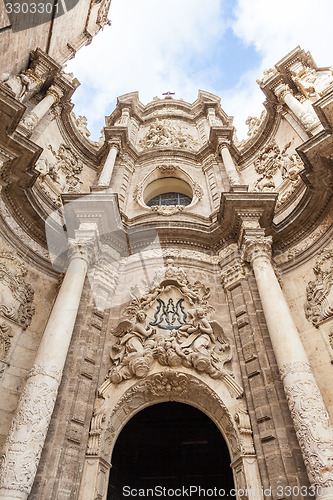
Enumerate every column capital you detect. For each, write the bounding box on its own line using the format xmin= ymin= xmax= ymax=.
xmin=218 ymin=138 xmax=231 ymax=150
xmin=107 ymin=140 xmax=121 ymax=153
xmin=274 ymin=83 xmax=292 ymax=103
xmin=67 ymin=238 xmax=98 ymax=267
xmin=242 ymin=235 xmax=272 ymax=265
xmin=46 ymin=84 xmax=63 ymax=105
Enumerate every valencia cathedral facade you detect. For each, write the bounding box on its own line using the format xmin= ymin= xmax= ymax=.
xmin=0 ymin=2 xmax=333 ymax=499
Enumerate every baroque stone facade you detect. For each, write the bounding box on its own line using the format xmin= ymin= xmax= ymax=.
xmin=0 ymin=23 xmax=333 ymax=500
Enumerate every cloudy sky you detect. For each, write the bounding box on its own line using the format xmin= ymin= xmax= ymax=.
xmin=67 ymin=0 xmax=333 ymax=140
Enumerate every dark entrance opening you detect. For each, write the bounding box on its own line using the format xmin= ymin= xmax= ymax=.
xmin=108 ymin=402 xmax=235 ymax=499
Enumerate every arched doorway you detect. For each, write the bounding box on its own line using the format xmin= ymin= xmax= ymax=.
xmin=107 ymin=402 xmax=235 ymax=499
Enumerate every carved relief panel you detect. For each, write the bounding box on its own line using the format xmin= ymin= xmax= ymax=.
xmin=252 ymin=140 xmax=304 ymax=207
xmin=305 ymin=248 xmax=333 ymax=326
xmin=100 ymin=259 xmax=242 ymax=399
xmin=35 ymin=143 xmax=83 ymax=206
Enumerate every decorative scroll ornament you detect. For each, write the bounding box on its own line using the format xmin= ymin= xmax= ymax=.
xmin=139 ymin=119 xmax=199 ymax=150
xmin=100 ymin=258 xmax=242 ymax=398
xmin=305 ymin=248 xmax=333 ymax=326
xmin=221 ymin=260 xmax=247 ymax=291
xmin=35 ymin=143 xmax=83 ymax=206
xmin=253 ymin=140 xmax=304 ymax=206
xmin=0 ymin=251 xmax=35 ymax=329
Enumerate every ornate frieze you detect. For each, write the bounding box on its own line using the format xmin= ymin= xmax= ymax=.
xmin=0 ymin=251 xmax=35 ymax=329
xmin=138 ymin=119 xmax=199 ymax=150
xmin=252 ymin=140 xmax=304 ymax=207
xmin=220 ymin=260 xmax=247 ymax=291
xmin=305 ymin=248 xmax=333 ymax=326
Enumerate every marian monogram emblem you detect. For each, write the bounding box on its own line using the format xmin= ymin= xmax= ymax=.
xmin=150 ymin=298 xmax=187 ymax=330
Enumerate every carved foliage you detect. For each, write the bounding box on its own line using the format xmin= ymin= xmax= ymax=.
xmin=280 ymin=362 xmax=333 ymax=488
xmin=0 ymin=251 xmax=35 ymax=329
xmin=0 ymin=379 xmax=58 ymax=493
xmin=253 ymin=140 xmax=304 ymax=206
xmin=305 ymin=248 xmax=333 ymax=326
xmin=0 ymin=322 xmax=13 ymax=360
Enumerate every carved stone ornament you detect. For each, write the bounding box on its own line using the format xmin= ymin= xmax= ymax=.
xmin=305 ymin=248 xmax=333 ymax=326
xmin=67 ymin=239 xmax=98 ymax=267
xmin=150 ymin=204 xmax=184 ymax=215
xmin=279 ymin=361 xmax=333 ymax=489
xmin=256 ymin=67 xmax=278 ymax=86
xmin=0 ymin=379 xmax=58 ymax=494
xmin=89 ymin=371 xmax=247 ymax=461
xmin=0 ymin=251 xmax=35 ymax=329
xmin=292 ymin=66 xmax=333 ymax=100
xmin=35 ymin=143 xmax=83 ymax=206
xmin=0 ymin=71 xmax=41 ymax=102
xmin=242 ymin=236 xmax=273 ymax=265
xmin=139 ymin=119 xmax=199 ymax=150
xmin=99 ymin=258 xmax=243 ymax=398
xmin=0 ymin=321 xmax=13 ymax=360
xmin=221 ymin=260 xmax=247 ymax=291
xmin=253 ymin=140 xmax=304 ymax=206
xmin=70 ymin=110 xmax=91 ymax=139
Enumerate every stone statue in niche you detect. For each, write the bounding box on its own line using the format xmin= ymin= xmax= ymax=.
xmin=104 ymin=259 xmax=243 ymax=398
xmin=0 ymin=251 xmax=35 ymax=329
xmin=305 ymin=248 xmax=333 ymax=326
xmin=35 ymin=143 xmax=83 ymax=205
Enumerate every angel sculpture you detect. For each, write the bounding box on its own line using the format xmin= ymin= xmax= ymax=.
xmin=109 ymin=310 xmax=156 ymax=383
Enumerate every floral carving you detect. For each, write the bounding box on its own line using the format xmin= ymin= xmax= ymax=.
xmin=253 ymin=141 xmax=304 ymax=206
xmin=282 ymin=367 xmax=333 ymax=488
xmin=150 ymin=204 xmax=184 ymax=215
xmin=242 ymin=236 xmax=272 ymax=265
xmin=0 ymin=251 xmax=35 ymax=329
xmin=305 ymin=248 xmax=333 ymax=326
xmin=139 ymin=119 xmax=199 ymax=150
xmin=35 ymin=143 xmax=83 ymax=206
xmin=221 ymin=260 xmax=247 ymax=291
xmin=0 ymin=379 xmax=58 ymax=494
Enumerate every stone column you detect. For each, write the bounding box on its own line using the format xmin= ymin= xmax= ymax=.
xmin=97 ymin=143 xmax=119 ymax=187
xmin=242 ymin=235 xmax=333 ymax=500
xmin=275 ymin=83 xmax=318 ymax=131
xmin=20 ymin=85 xmax=63 ymax=131
xmin=219 ymin=140 xmax=242 ymax=186
xmin=0 ymin=238 xmax=97 ymax=500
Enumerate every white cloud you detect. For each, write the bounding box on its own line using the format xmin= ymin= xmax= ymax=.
xmin=68 ymin=0 xmax=333 ymax=140
xmin=68 ymin=0 xmax=226 ymax=137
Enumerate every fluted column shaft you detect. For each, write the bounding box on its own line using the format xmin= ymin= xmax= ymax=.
xmin=243 ymin=235 xmax=333 ymax=500
xmin=219 ymin=142 xmax=242 ymax=186
xmin=0 ymin=240 xmax=95 ymax=500
xmin=21 ymin=85 xmax=63 ymax=131
xmin=98 ymin=144 xmax=119 ymax=187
